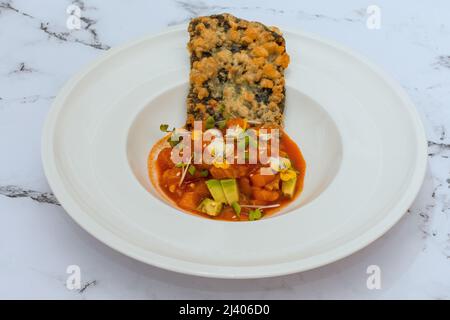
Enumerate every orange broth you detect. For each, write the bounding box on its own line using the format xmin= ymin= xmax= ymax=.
xmin=148 ymin=123 xmax=306 ymax=221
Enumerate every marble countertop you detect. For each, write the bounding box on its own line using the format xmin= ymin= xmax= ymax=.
xmin=0 ymin=0 xmax=449 ymax=299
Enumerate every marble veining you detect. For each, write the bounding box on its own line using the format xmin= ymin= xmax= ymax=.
xmin=0 ymin=0 xmax=449 ymax=299
xmin=434 ymin=55 xmax=450 ymax=70
xmin=9 ymin=62 xmax=36 ymax=74
xmin=0 ymin=185 xmax=59 ymax=205
xmin=0 ymin=0 xmax=110 ymax=50
xmin=172 ymin=0 xmax=365 ymax=25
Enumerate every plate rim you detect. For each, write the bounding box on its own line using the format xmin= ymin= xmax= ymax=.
xmin=41 ymin=25 xmax=427 ymax=279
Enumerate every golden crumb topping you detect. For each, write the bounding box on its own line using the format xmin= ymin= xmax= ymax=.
xmin=186 ymin=13 xmax=290 ymax=128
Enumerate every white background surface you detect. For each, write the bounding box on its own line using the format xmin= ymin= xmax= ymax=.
xmin=0 ymin=0 xmax=449 ymax=299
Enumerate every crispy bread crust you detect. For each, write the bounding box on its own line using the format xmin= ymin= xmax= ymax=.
xmin=186 ymin=13 xmax=290 ymax=129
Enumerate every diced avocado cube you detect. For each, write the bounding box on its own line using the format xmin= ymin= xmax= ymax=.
xmin=220 ymin=179 xmax=239 ymax=205
xmin=206 ymin=179 xmax=227 ymax=203
xmin=197 ymin=198 xmax=223 ymax=216
xmin=231 ymin=202 xmax=241 ymax=217
xmin=282 ymin=175 xmax=297 ymax=198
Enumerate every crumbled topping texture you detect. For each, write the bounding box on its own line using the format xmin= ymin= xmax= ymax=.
xmin=186 ymin=13 xmax=290 ymax=129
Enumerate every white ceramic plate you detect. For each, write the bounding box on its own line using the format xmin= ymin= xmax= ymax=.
xmin=42 ymin=25 xmax=427 ymax=279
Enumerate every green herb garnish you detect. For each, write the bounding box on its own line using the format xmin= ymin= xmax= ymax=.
xmin=248 ymin=135 xmax=258 ymax=148
xmin=248 ymin=208 xmax=262 ymax=221
xmin=188 ymin=165 xmax=196 ymax=176
xmin=168 ymin=133 xmax=182 ymax=147
xmin=199 ymin=169 xmax=209 ymax=177
xmin=217 ymin=120 xmax=227 ymax=129
xmin=237 ymin=136 xmax=247 ymax=150
xmin=161 ymin=123 xmax=181 ymax=147
xmin=160 ymin=124 xmax=170 ymax=132
xmin=205 ymin=116 xmax=215 ymax=130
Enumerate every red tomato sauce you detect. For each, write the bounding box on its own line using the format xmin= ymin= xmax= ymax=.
xmin=148 ymin=121 xmax=306 ymax=221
